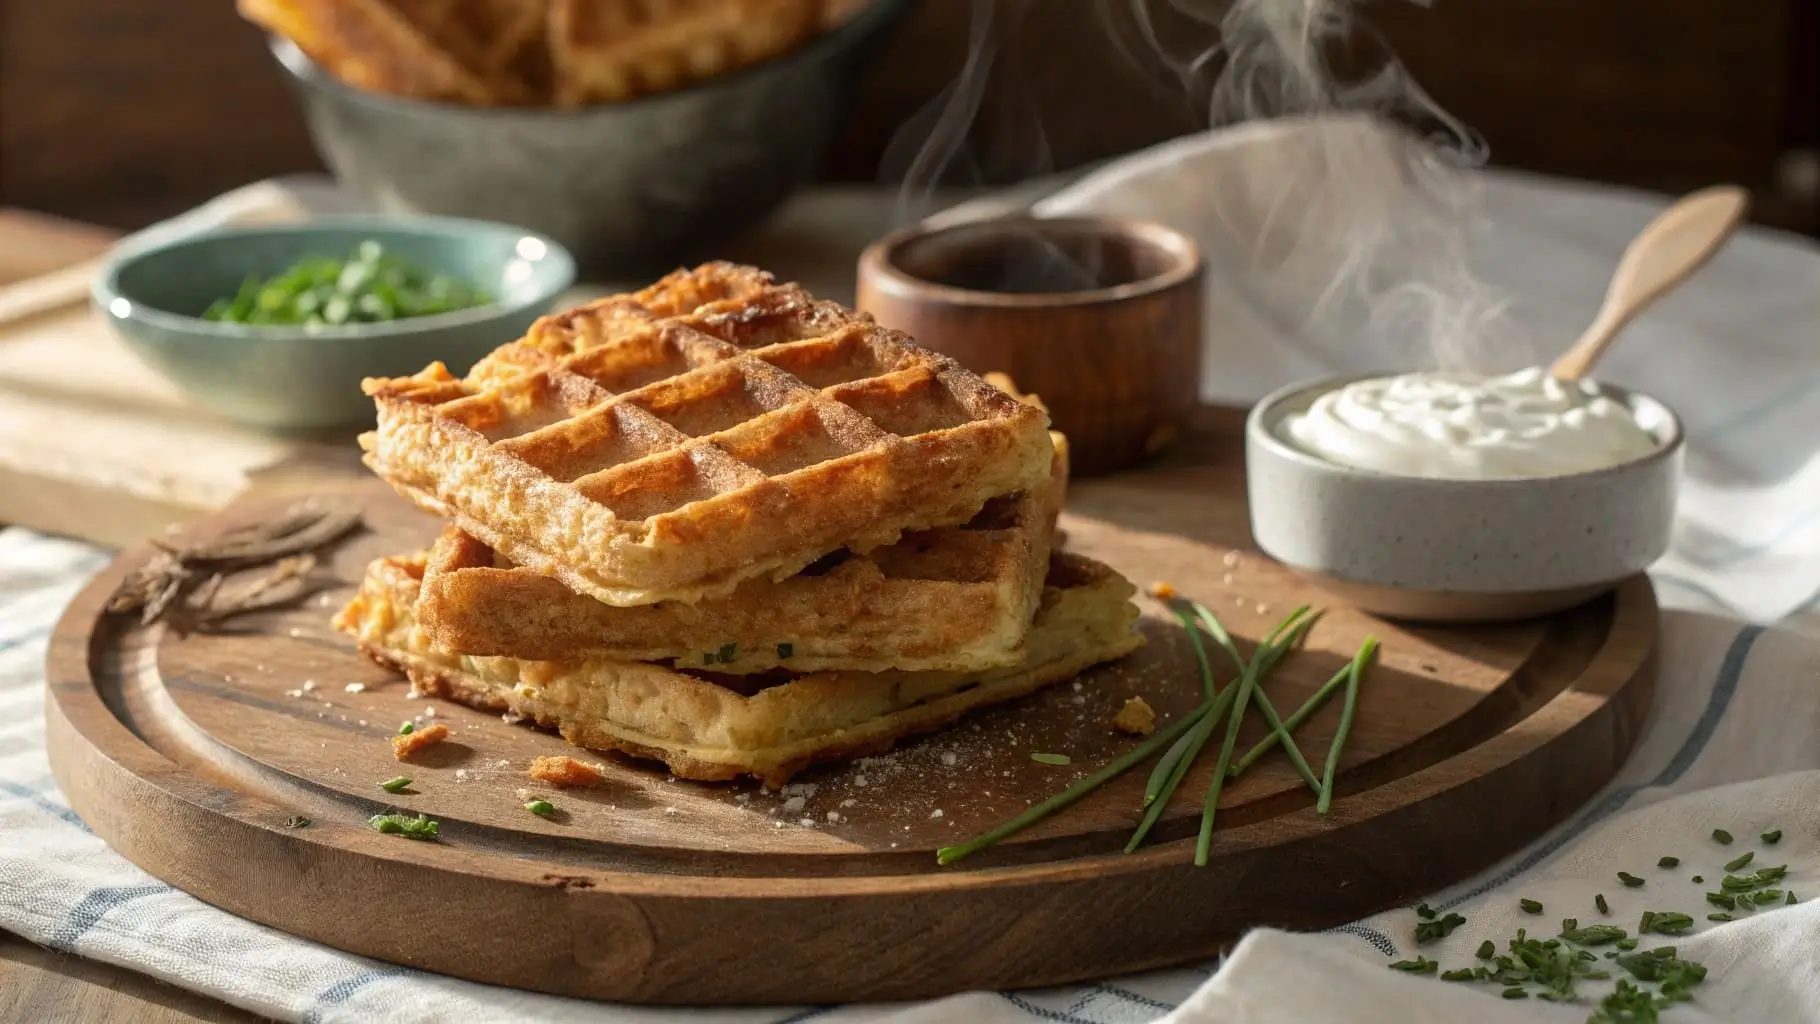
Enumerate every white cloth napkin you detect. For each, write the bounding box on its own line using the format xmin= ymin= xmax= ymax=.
xmin=5 ymin=116 xmax=1820 ymax=1023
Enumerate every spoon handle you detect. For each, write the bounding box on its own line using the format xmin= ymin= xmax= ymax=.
xmin=1550 ymin=185 xmax=1749 ymax=382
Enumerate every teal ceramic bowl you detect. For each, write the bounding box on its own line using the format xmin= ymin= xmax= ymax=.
xmin=94 ymin=216 xmax=576 ymax=431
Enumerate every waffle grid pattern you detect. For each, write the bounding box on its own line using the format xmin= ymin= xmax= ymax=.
xmin=362 ymin=263 xmax=1054 ymax=607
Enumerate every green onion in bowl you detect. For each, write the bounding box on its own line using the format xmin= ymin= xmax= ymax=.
xmin=202 ymin=240 xmax=491 ymax=327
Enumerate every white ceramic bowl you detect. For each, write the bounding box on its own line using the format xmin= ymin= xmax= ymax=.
xmin=1245 ymin=374 xmax=1684 ymax=622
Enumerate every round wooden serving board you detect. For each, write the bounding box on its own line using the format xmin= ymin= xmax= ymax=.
xmin=45 ymin=407 xmax=1657 ymax=1005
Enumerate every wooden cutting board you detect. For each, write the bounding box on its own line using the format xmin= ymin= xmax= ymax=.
xmin=43 ymin=407 xmax=1657 ymax=1004
xmin=0 ymin=206 xmax=346 ymax=549
xmin=0 ymin=192 xmax=908 ymax=549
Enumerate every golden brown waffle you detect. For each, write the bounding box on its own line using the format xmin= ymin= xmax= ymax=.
xmin=545 ymin=0 xmax=821 ymax=106
xmin=362 ymin=263 xmax=1055 ymax=608
xmin=238 ymin=0 xmax=545 ymax=104
xmin=415 ymin=433 xmax=1066 ymax=673
xmin=336 ymin=548 xmax=1142 ymax=786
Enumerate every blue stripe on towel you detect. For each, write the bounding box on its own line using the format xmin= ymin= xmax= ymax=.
xmin=997 ymin=992 xmax=1101 ymax=1023
xmin=48 ymin=884 xmax=170 ymax=949
xmin=300 ymin=967 xmax=411 ymax=1024
xmin=1093 ymin=982 xmax=1177 ymax=1011
xmin=0 ymin=779 xmax=90 ymax=832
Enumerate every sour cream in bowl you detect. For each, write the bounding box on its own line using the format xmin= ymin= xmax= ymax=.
xmin=1245 ymin=369 xmax=1683 ymax=623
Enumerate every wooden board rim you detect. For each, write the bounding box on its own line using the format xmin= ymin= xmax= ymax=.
xmin=42 ymin=421 xmax=1660 ymax=1003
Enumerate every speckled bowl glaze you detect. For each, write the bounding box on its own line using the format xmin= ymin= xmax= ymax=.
xmin=1245 ymin=374 xmax=1684 ymax=622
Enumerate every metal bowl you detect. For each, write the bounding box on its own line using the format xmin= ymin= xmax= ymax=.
xmin=269 ymin=0 xmax=911 ymax=275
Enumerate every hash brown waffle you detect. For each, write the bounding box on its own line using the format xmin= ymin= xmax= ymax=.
xmin=239 ymin=0 xmax=545 ymax=104
xmin=336 ymin=548 xmax=1143 ymax=786
xmin=415 ymin=433 xmax=1065 ymax=673
xmin=546 ymin=0 xmax=820 ymax=106
xmin=362 ymin=263 xmax=1055 ymax=608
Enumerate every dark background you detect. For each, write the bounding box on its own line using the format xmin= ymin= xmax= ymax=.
xmin=2 ymin=0 xmax=1815 ymax=235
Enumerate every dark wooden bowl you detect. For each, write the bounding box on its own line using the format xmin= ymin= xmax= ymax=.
xmin=856 ymin=215 xmax=1203 ymax=476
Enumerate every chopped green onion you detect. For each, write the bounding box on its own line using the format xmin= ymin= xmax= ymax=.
xmin=1595 ymin=893 xmax=1610 ymax=915
xmin=1030 ymin=752 xmax=1072 ymax=766
xmin=936 ymin=692 xmax=1210 ymax=865
xmin=378 ymin=776 xmax=412 ymax=793
xmin=1520 ymin=898 xmax=1544 ymax=914
xmin=525 ymin=799 xmax=555 ymax=817
xmin=1761 ymin=829 xmax=1782 ymax=845
xmin=398 ymin=721 xmax=414 ymax=735
xmin=1724 ymin=851 xmax=1755 ymax=872
xmin=1388 ymin=956 xmax=1437 ymax=974
xmin=1617 ymin=871 xmax=1646 ymax=887
xmin=1657 ymin=856 xmax=1679 ymax=868
xmin=368 ymin=812 xmax=438 ymax=840
xmin=1317 ymin=636 xmax=1376 ymax=815
xmin=1712 ymin=828 xmax=1734 ymax=844
xmin=1475 ymin=940 xmax=1495 ymax=960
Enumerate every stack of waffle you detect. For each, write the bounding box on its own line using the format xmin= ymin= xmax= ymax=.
xmin=335 ymin=263 xmax=1143 ymax=785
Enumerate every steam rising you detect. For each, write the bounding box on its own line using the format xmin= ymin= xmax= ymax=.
xmin=881 ymin=0 xmax=1520 ymax=375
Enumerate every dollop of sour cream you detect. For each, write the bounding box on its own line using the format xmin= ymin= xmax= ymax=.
xmin=1280 ymin=367 xmax=1661 ymax=480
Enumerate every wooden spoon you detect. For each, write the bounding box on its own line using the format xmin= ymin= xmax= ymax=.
xmin=1549 ymin=184 xmax=1749 ymax=382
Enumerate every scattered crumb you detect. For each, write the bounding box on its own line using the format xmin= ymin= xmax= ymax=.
xmin=284 ymin=689 xmax=303 ymax=698
xmin=1148 ymin=580 xmax=1178 ymax=600
xmin=940 ymin=751 xmax=957 ymax=767
xmin=664 ymin=807 xmax=679 ymax=816
xmin=798 ymin=817 xmax=815 ymax=828
xmin=392 ymin=723 xmax=449 ymax=760
xmin=529 ymin=755 xmax=603 ymax=788
xmin=301 ymin=680 xmax=317 ymax=692
xmin=1221 ymin=572 xmax=1234 ymax=585
xmin=930 ymin=809 xmax=944 ymax=819
xmin=839 ymin=798 xmax=856 ymax=809
xmin=344 ymin=682 xmax=366 ymax=694
xmin=357 ymin=720 xmax=367 ymax=727
xmin=1071 ymin=680 xmax=1082 ymax=692
xmin=1222 ymin=551 xmax=1240 ymax=568
xmin=515 ymin=788 xmax=535 ymax=802
xmin=1255 ymin=603 xmax=1270 ymax=615
xmin=734 ymin=793 xmax=751 ymax=804
xmin=287 ymin=628 xmax=303 ymax=638
xmin=406 ymin=690 xmax=423 ymax=700
xmin=455 ymin=769 xmax=472 ymax=782
xmin=773 ymin=821 xmax=786 ymax=829
xmin=826 ymin=811 xmax=841 ymax=823
xmin=1070 ymin=695 xmax=1087 ymax=706
xmin=1113 ymin=696 xmax=1158 ymax=736
xmin=782 ymin=796 xmax=807 ymax=813
xmin=422 ymin=707 xmax=436 ymax=718
xmin=501 ymin=711 xmax=524 ymax=725
xmin=854 ymin=774 xmax=868 ymax=787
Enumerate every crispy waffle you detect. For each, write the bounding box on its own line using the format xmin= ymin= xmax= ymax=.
xmin=415 ymin=432 xmax=1066 ymax=673
xmin=361 ymin=263 xmax=1055 ymax=608
xmin=238 ymin=0 xmax=545 ymax=104
xmin=336 ymin=548 xmax=1143 ymax=786
xmin=546 ymin=0 xmax=821 ymax=106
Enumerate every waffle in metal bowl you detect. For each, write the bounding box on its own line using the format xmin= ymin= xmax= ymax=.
xmin=361 ymin=263 xmax=1056 ymax=608
xmin=336 ymin=548 xmax=1143 ymax=786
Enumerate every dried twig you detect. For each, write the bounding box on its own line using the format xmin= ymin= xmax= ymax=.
xmin=108 ymin=503 xmax=361 ymax=629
